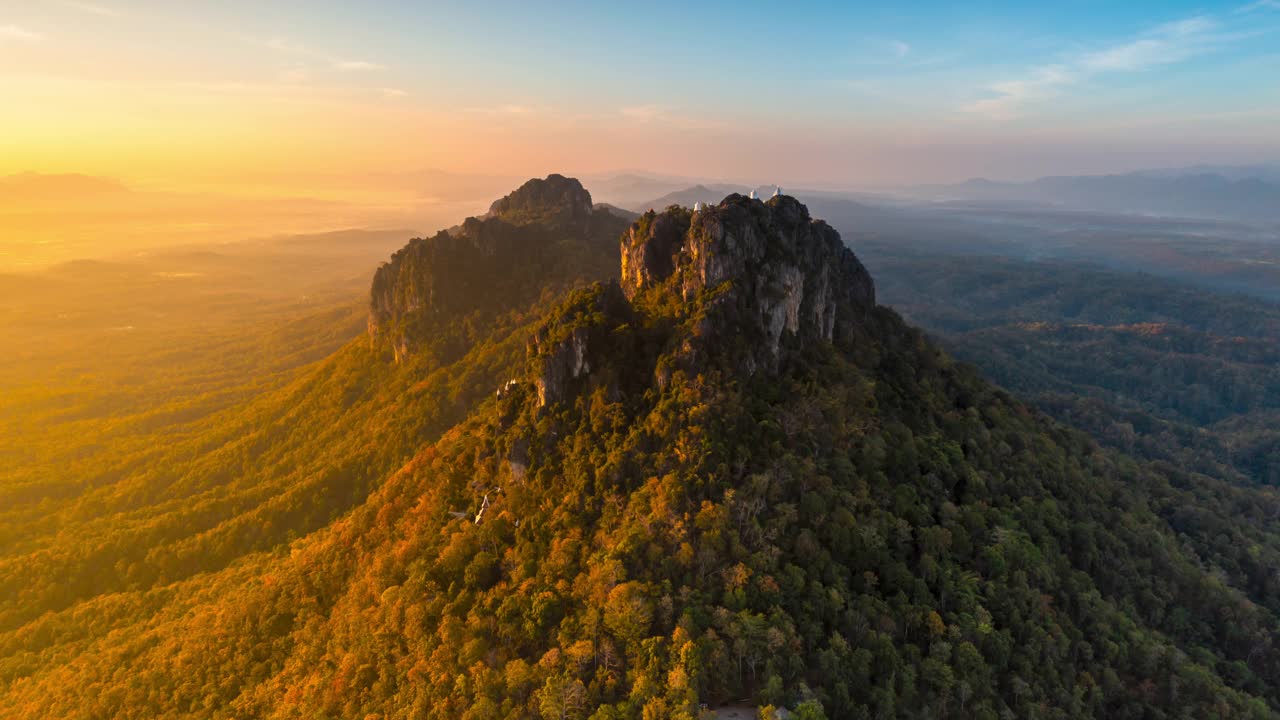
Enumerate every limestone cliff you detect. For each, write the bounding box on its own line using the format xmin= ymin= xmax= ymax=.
xmin=369 ymin=177 xmax=876 ymax=384
xmin=620 ymin=193 xmax=875 ymax=372
xmin=521 ymin=192 xmax=878 ymax=410
xmin=368 ymin=175 xmax=628 ymax=361
xmin=525 ymin=283 xmax=634 ymax=408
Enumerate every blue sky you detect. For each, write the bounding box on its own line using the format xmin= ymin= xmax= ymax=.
xmin=189 ymin=0 xmax=1280 ymax=121
xmin=2 ymin=0 xmax=1279 ymax=185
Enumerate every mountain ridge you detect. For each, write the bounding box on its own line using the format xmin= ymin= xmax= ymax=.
xmin=348 ymin=178 xmax=1280 ymax=717
xmin=4 ymin=175 xmax=1280 ymax=719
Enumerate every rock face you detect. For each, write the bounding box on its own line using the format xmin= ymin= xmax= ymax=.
xmin=526 ymin=283 xmax=633 ymax=408
xmin=620 ymin=193 xmax=875 ymax=370
xmin=531 ymin=325 xmax=595 ymax=408
xmin=487 ymin=173 xmax=594 ymax=227
xmin=526 ymin=193 xmax=879 ymax=409
xmin=369 ymin=177 xmax=876 ymax=387
xmin=368 ymin=222 xmax=522 ymax=360
xmin=619 ymin=208 xmax=689 ymax=295
xmin=368 ymin=175 xmax=628 ymax=361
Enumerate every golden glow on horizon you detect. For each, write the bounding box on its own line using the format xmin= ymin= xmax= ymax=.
xmin=3 ymin=0 xmax=1277 ymax=272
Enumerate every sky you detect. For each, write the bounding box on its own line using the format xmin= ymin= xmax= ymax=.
xmin=2 ymin=0 xmax=1280 ymax=263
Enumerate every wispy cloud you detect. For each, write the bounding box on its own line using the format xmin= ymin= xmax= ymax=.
xmin=463 ymin=104 xmax=538 ymax=116
xmin=846 ymin=38 xmax=933 ymax=68
xmin=1080 ymin=17 xmax=1217 ymax=71
xmin=619 ymin=105 xmax=664 ymax=123
xmin=1238 ymin=0 xmax=1280 ymax=13
xmin=459 ymin=103 xmax=723 ymax=131
xmin=617 ymin=105 xmax=728 ymax=131
xmin=263 ymin=36 xmax=308 ymax=54
xmin=380 ymin=87 xmax=409 ymax=99
xmin=964 ymin=14 xmax=1241 ymax=119
xmin=963 ymin=66 xmax=1075 ymax=120
xmin=333 ymin=60 xmax=385 ymax=72
xmin=0 ymin=23 xmax=43 ymax=42
xmin=254 ymin=35 xmax=388 ymax=74
xmin=57 ymin=1 xmax=119 ymax=17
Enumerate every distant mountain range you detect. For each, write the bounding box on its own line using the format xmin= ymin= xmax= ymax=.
xmin=910 ymin=165 xmax=1280 ymax=222
xmin=1129 ymin=164 xmax=1280 ymax=183
xmin=582 ymin=173 xmax=698 ymax=208
xmin=588 ymin=174 xmax=801 ymax=212
xmin=627 ymin=183 xmax=750 ymax=212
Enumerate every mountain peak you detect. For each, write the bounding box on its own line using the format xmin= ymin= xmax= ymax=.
xmin=518 ymin=192 xmax=880 ymax=415
xmin=487 ymin=173 xmax=594 ymax=227
xmin=620 ymin=192 xmax=875 ymax=371
xmin=369 ymin=174 xmax=626 ymax=361
xmin=370 ymin=180 xmax=876 ymax=385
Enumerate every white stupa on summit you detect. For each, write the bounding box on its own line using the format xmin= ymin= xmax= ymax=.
xmin=772 ymin=186 xmax=782 ymax=198
xmin=749 ymin=189 xmax=758 ymax=200
xmin=693 ymin=201 xmax=703 ymax=212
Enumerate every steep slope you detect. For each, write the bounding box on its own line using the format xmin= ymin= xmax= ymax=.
xmin=370 ymin=174 xmax=628 ymax=361
xmin=0 ymin=177 xmax=623 ymax=639
xmin=5 ymin=188 xmax=1280 ymax=720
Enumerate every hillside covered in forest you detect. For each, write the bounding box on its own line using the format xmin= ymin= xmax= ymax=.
xmin=3 ymin=178 xmax=1280 ymax=719
xmin=864 ymin=252 xmax=1280 ymax=486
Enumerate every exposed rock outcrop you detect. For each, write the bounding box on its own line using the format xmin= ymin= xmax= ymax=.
xmin=526 ymin=283 xmax=633 ymax=408
xmin=523 ymin=192 xmax=878 ymax=409
xmin=368 ymin=175 xmax=628 ymax=361
xmin=488 ymin=173 xmax=594 ymax=227
xmin=620 ymin=193 xmax=875 ymax=371
xmin=620 ymin=208 xmax=690 ymax=297
xmin=369 ymin=177 xmax=877 ymax=389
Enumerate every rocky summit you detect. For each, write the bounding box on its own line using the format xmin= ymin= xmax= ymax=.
xmin=487 ymin=173 xmax=596 ymax=227
xmin=367 ymin=175 xmax=628 ymax=361
xmin=622 ymin=193 xmax=876 ymax=372
xmin=520 ymin=192 xmax=880 ymax=411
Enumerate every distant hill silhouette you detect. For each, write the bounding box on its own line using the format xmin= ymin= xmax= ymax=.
xmin=912 ymin=166 xmax=1280 ymax=222
xmin=628 ymin=183 xmax=749 ymax=212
